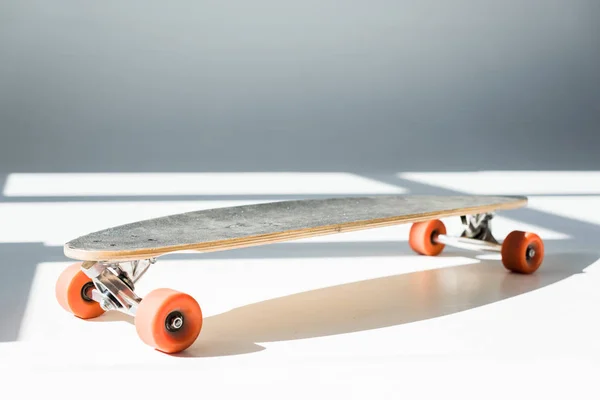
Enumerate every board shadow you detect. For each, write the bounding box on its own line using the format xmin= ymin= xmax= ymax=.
xmin=174 ymin=251 xmax=596 ymax=357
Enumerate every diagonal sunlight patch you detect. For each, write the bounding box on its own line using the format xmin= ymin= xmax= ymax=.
xmin=397 ymin=171 xmax=600 ymax=195
xmin=4 ymin=172 xmax=406 ymax=197
xmin=527 ymin=196 xmax=600 ymax=226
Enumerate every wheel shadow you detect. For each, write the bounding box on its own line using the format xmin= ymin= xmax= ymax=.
xmin=161 ymin=250 xmax=596 ymax=358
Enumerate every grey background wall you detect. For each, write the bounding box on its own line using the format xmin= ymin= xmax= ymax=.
xmin=1 ymin=0 xmax=599 ymax=174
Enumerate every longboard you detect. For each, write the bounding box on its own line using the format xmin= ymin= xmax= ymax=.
xmin=64 ymin=195 xmax=527 ymax=261
xmin=56 ymin=195 xmax=544 ymax=354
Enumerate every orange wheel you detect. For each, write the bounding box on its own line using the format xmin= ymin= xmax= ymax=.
xmin=135 ymin=288 xmax=203 ymax=354
xmin=409 ymin=219 xmax=447 ymax=256
xmin=55 ymin=262 xmax=105 ymax=319
xmin=501 ymin=231 xmax=544 ymax=274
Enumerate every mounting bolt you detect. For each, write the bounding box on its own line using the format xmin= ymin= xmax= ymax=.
xmin=171 ymin=316 xmax=183 ymax=330
xmin=100 ymin=298 xmax=114 ymax=311
xmin=165 ymin=311 xmax=184 ymax=332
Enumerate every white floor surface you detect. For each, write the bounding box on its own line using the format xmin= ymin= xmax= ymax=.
xmin=0 ymin=171 xmax=599 ymax=398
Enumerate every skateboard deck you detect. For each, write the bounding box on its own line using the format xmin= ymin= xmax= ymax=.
xmin=64 ymin=195 xmax=527 ymax=262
